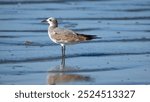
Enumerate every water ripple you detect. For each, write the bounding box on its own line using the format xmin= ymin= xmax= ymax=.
xmin=0 ymin=52 xmax=150 ymax=64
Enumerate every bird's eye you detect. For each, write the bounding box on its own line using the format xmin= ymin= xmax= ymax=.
xmin=49 ymin=19 xmax=52 ymax=21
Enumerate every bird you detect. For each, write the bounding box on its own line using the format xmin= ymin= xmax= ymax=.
xmin=42 ymin=17 xmax=99 ymax=64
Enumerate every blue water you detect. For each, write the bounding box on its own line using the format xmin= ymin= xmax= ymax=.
xmin=0 ymin=0 xmax=150 ymax=84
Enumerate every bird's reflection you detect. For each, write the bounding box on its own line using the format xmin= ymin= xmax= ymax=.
xmin=47 ymin=65 xmax=92 ymax=85
xmin=47 ymin=56 xmax=92 ymax=85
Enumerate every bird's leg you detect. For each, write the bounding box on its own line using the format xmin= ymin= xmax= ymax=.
xmin=61 ymin=44 xmax=65 ymax=69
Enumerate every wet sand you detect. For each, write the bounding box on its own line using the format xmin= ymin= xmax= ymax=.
xmin=0 ymin=0 xmax=150 ymax=84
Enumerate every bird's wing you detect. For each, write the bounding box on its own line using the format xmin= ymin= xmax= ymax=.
xmin=50 ymin=27 xmax=97 ymax=43
xmin=51 ymin=28 xmax=79 ymax=43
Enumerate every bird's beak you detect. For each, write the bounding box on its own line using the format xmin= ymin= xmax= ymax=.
xmin=41 ymin=19 xmax=47 ymax=23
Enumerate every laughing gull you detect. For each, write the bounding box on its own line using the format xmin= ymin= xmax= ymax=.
xmin=42 ymin=17 xmax=98 ymax=61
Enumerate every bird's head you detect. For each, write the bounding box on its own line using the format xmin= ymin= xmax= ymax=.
xmin=42 ymin=17 xmax=58 ymax=27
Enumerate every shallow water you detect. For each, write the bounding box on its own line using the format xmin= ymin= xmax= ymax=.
xmin=0 ymin=0 xmax=150 ymax=85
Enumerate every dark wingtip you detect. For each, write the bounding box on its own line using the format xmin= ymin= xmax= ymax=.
xmin=76 ymin=33 xmax=101 ymax=40
xmin=85 ymin=35 xmax=101 ymax=40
